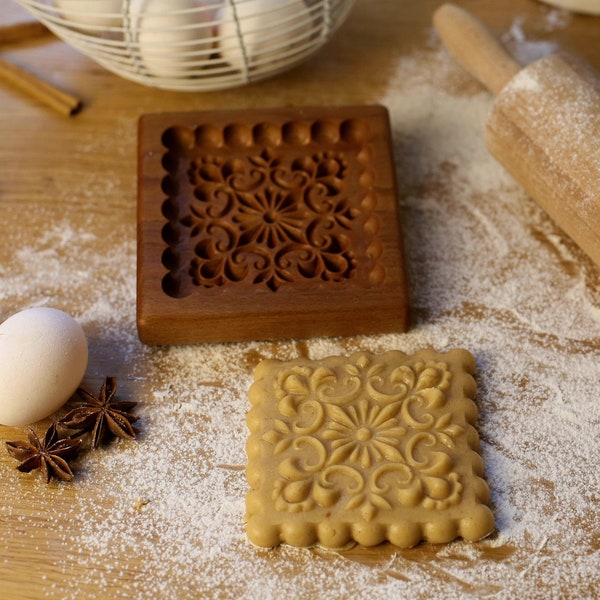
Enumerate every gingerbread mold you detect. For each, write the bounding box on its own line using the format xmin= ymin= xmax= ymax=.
xmin=137 ymin=106 xmax=408 ymax=344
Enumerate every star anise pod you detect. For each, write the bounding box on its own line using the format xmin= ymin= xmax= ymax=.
xmin=5 ymin=423 xmax=81 ymax=484
xmin=59 ymin=377 xmax=137 ymax=450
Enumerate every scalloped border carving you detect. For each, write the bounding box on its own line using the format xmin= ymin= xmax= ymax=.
xmin=159 ymin=118 xmax=385 ymax=297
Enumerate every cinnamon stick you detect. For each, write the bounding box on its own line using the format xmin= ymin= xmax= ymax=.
xmin=0 ymin=22 xmax=50 ymax=45
xmin=0 ymin=56 xmax=81 ymax=116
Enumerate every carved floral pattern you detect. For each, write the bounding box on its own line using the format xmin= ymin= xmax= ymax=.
xmin=261 ymin=354 xmax=465 ymax=522
xmin=167 ymin=145 xmax=371 ymax=292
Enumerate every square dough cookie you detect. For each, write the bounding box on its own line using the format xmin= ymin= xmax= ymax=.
xmin=246 ymin=348 xmax=494 ymax=548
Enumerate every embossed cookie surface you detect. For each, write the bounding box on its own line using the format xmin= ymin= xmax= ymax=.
xmin=246 ymin=349 xmax=494 ymax=548
xmin=137 ymin=106 xmax=408 ymax=344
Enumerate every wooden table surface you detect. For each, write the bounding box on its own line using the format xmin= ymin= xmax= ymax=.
xmin=1 ymin=1 xmax=599 ymax=599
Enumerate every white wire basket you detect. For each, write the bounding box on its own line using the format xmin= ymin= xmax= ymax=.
xmin=15 ymin=0 xmax=357 ymax=91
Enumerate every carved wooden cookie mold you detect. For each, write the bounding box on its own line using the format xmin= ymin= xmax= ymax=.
xmin=137 ymin=106 xmax=408 ymax=344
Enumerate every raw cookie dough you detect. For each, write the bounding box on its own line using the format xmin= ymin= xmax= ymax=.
xmin=246 ymin=348 xmax=495 ymax=548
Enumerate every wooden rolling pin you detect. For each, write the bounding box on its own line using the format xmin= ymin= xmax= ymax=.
xmin=433 ymin=3 xmax=600 ymax=268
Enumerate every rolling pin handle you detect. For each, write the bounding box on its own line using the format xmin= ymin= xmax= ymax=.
xmin=433 ymin=3 xmax=521 ymax=95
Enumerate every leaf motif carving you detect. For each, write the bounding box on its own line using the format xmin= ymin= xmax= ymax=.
xmin=164 ymin=140 xmax=381 ymax=293
xmin=282 ymin=479 xmax=313 ymax=504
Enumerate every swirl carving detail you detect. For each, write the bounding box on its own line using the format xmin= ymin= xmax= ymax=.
xmin=160 ymin=118 xmax=385 ymax=296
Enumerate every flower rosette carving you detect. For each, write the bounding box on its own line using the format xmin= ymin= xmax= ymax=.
xmin=169 ymin=139 xmax=369 ymax=292
xmin=262 ymin=354 xmax=467 ymax=520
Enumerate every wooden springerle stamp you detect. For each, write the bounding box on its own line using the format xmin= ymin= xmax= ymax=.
xmin=246 ymin=348 xmax=495 ymax=548
xmin=137 ymin=105 xmax=408 ymax=344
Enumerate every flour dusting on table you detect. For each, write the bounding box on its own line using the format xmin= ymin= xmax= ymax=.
xmin=1 ymin=37 xmax=600 ymax=600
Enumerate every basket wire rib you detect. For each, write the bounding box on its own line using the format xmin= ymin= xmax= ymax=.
xmin=15 ymin=0 xmax=355 ymax=91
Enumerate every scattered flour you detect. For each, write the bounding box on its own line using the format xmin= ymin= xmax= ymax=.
xmin=1 ymin=29 xmax=600 ymax=600
xmin=501 ymin=15 xmax=559 ymax=64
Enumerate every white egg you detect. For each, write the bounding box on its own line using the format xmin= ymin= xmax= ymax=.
xmin=218 ymin=0 xmax=314 ymax=72
xmin=54 ymin=0 xmax=124 ymax=30
xmin=0 ymin=308 xmax=88 ymax=426
xmin=131 ymin=0 xmax=215 ymax=79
